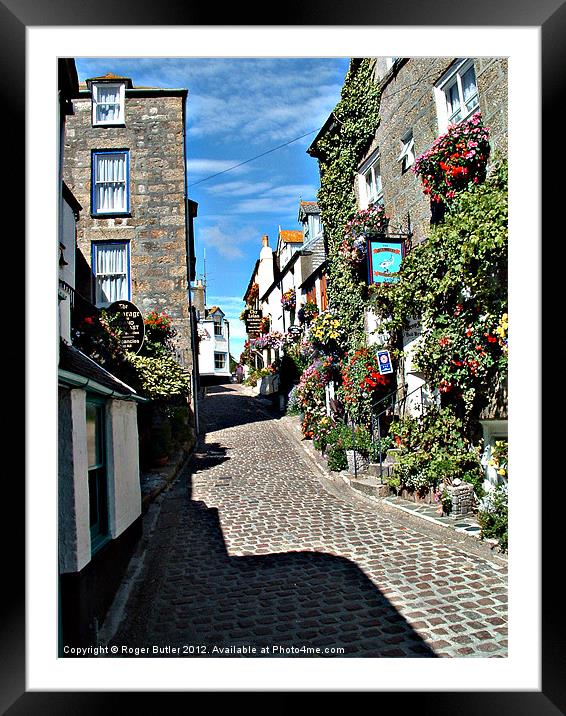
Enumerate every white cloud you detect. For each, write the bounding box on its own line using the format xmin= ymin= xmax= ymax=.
xmin=204 ymin=180 xmax=273 ymax=197
xmin=187 ymin=158 xmax=250 ymax=177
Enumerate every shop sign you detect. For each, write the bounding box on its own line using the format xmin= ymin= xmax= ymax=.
xmin=107 ymin=300 xmax=145 ymax=354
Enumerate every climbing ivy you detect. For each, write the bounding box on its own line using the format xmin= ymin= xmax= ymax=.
xmin=315 ymin=59 xmax=381 ymax=350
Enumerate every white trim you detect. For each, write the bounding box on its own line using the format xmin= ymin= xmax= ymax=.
xmin=92 ymin=82 xmax=126 ymax=126
xmin=434 ymin=58 xmax=479 ymax=135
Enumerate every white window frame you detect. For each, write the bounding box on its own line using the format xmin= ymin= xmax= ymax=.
xmin=92 ymin=82 xmax=126 ymax=126
xmin=214 ymin=352 xmax=227 ymax=370
xmin=358 ymin=151 xmax=383 ymax=209
xmin=92 ymin=241 xmax=130 ymax=307
xmin=434 ymin=59 xmax=480 ymax=135
xmin=92 ymin=150 xmax=130 ymax=215
xmin=397 ymin=130 xmax=415 ymax=172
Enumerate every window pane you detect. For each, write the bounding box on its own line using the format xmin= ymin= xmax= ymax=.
xmin=86 ymin=403 xmax=99 ymax=468
xmin=95 ymin=85 xmax=122 ymax=123
xmin=462 ymin=67 xmax=477 ymax=102
xmin=94 ymin=153 xmax=127 ymax=212
xmin=447 ymin=83 xmax=461 ymax=122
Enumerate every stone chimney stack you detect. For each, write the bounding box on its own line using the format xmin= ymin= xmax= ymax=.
xmin=191 ymin=279 xmax=206 ymax=315
xmin=262 ymin=235 xmax=269 ymax=247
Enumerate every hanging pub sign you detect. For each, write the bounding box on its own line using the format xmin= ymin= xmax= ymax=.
xmin=377 ymin=349 xmax=394 ymax=375
xmin=107 ymin=300 xmax=145 ymax=355
xmin=367 ymin=237 xmax=404 ymax=285
xmin=245 ymin=308 xmax=262 ymax=337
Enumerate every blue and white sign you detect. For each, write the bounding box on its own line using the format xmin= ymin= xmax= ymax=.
xmin=377 ymin=350 xmax=394 ymax=375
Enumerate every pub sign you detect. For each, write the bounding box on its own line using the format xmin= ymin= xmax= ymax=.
xmin=367 ymin=238 xmax=404 ymax=285
xmin=107 ymin=300 xmax=145 ymax=355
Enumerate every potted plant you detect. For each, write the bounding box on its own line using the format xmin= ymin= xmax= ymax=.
xmin=333 ymin=422 xmax=372 ymax=474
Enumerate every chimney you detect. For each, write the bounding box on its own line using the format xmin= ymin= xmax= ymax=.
xmin=262 ymin=235 xmax=269 ymax=247
xmin=191 ymin=280 xmax=205 ymax=315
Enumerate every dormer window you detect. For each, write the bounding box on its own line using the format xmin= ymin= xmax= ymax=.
xmin=92 ymin=82 xmax=125 ymax=126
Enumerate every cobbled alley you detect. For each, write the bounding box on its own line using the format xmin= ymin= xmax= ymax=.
xmin=109 ymin=384 xmax=508 ymax=658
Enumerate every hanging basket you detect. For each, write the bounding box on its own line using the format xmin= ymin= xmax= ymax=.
xmin=345 ymin=449 xmax=369 ymax=474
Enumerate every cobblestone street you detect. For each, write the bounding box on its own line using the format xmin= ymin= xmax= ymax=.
xmin=111 ymin=384 xmax=508 ymax=658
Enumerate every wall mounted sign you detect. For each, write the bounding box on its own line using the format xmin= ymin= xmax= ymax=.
xmin=367 ymin=238 xmax=404 ymax=284
xmin=288 ymin=325 xmax=302 ymax=336
xmin=107 ymin=300 xmax=145 ymax=354
xmin=245 ymin=309 xmax=262 ymax=337
xmin=377 ymin=349 xmax=394 ymax=375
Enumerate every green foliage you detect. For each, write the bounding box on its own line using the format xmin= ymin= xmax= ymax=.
xmin=368 ymin=160 xmax=508 ymax=420
xmin=126 ymin=353 xmax=190 ymax=400
xmin=477 ymin=483 xmax=508 ymax=552
xmin=326 ymin=444 xmax=348 ymax=471
xmin=327 ymin=421 xmax=372 ymax=455
xmin=389 ymin=405 xmax=484 ymax=494
xmin=315 ymin=59 xmax=381 ymax=350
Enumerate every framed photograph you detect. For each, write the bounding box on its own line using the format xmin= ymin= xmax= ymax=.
xmin=8 ymin=0 xmax=555 ymax=708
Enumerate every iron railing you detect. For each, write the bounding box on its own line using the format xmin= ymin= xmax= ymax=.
xmin=348 ymin=381 xmax=432 ymax=482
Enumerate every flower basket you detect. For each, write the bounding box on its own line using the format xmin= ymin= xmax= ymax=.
xmin=412 ymin=111 xmax=490 ymax=205
xmin=346 ymin=449 xmax=370 ymax=474
xmin=281 ymin=288 xmax=296 ymax=312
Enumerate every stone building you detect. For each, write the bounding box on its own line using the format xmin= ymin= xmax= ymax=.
xmin=58 ymin=60 xmax=146 ymax=650
xmin=355 ymin=57 xmax=507 ymax=245
xmin=308 ymin=57 xmax=508 ymax=486
xmin=62 ymin=71 xmax=195 ymax=369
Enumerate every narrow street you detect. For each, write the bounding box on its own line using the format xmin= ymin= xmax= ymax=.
xmin=110 ymin=384 xmax=508 ymax=658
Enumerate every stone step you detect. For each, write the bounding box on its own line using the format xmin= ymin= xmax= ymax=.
xmin=349 ymin=476 xmax=391 ymax=499
xmin=367 ymin=463 xmax=395 ymax=478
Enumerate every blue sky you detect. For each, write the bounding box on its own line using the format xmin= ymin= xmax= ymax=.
xmin=75 ymin=57 xmax=350 ymax=361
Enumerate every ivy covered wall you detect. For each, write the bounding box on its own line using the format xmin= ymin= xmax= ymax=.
xmin=311 ymin=59 xmax=381 ymax=350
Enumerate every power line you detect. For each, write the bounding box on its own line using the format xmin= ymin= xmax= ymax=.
xmin=187 ymin=128 xmax=321 ymax=189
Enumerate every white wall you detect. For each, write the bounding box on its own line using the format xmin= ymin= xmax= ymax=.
xmin=198 ymin=319 xmax=231 ymax=376
xmin=58 ymin=388 xmax=92 ymax=574
xmin=106 ymin=399 xmax=142 ymax=538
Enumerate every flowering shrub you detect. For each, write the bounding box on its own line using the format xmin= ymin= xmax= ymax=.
xmin=248 ymin=282 xmax=259 ymax=301
xmin=488 ymin=439 xmax=508 ymax=479
xmin=388 ymin=406 xmax=484 ymax=496
xmin=495 ymin=312 xmax=508 ymax=355
xmin=415 ymin=311 xmax=508 ymax=410
xmin=311 ymin=416 xmax=336 ymax=453
xmin=297 ymin=301 xmax=319 ymax=325
xmin=259 ymin=315 xmax=270 ymax=334
xmin=338 ymin=235 xmax=368 ymax=264
xmin=477 ymin=483 xmax=508 ymax=552
xmin=250 ymin=331 xmax=285 ymax=351
xmin=296 ymin=357 xmax=334 ymax=438
xmin=143 ymin=310 xmax=177 ymax=356
xmin=281 ymin=288 xmax=296 ymax=311
xmin=345 ymin=204 xmax=389 ymax=238
xmin=338 ymin=346 xmax=390 ymax=426
xmin=308 ymin=310 xmax=345 ymax=349
xmin=413 ymin=112 xmax=490 ymax=205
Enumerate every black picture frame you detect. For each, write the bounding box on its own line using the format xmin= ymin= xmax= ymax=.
xmin=8 ymin=0 xmax=555 ymax=708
